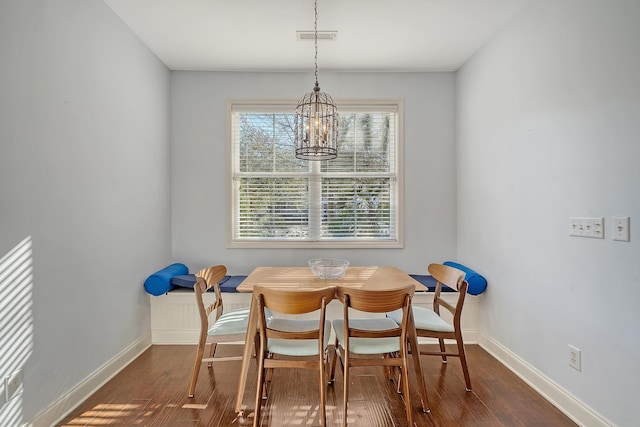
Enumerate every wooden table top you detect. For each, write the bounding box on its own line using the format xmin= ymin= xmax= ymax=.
xmin=237 ymin=266 xmax=423 ymax=292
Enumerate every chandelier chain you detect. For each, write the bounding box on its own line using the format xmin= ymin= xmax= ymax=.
xmin=314 ymin=0 xmax=318 ymax=86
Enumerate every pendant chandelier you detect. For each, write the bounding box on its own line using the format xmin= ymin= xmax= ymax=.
xmin=294 ymin=0 xmax=339 ymax=161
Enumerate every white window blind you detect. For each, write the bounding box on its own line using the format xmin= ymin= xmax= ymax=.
xmin=229 ymin=100 xmax=403 ymax=248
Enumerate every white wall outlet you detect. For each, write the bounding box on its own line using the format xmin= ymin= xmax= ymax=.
xmin=569 ymin=217 xmax=604 ymax=239
xmin=612 ymin=216 xmax=630 ymax=242
xmin=5 ymin=369 xmax=23 ymax=401
xmin=568 ymin=345 xmax=581 ymax=371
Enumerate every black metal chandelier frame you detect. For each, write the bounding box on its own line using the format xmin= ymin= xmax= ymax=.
xmin=294 ymin=0 xmax=339 ymax=161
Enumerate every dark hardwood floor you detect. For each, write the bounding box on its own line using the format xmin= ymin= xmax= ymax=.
xmin=57 ymin=344 xmax=576 ymax=426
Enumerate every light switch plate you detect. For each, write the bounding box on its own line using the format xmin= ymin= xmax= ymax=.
xmin=613 ymin=216 xmax=630 ymax=241
xmin=569 ymin=217 xmax=604 ymax=239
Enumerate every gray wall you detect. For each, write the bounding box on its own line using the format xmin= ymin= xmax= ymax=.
xmin=171 ymin=71 xmax=458 ymax=274
xmin=0 ymin=0 xmax=170 ymax=423
xmin=457 ymin=1 xmax=640 ymax=425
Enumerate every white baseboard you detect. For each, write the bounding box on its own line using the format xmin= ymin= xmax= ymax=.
xmin=478 ymin=334 xmax=613 ymax=427
xmin=28 ymin=334 xmax=152 ymax=427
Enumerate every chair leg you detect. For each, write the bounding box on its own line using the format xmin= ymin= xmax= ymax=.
xmin=438 ymin=338 xmax=447 ymax=363
xmin=393 ymin=352 xmax=402 ymax=394
xmin=400 ymin=344 xmax=413 ymax=426
xmin=342 ymin=350 xmax=349 ymax=427
xmin=319 ymin=351 xmax=327 ymax=427
xmin=383 ymin=353 xmax=390 ymax=380
xmin=264 ymin=362 xmax=274 ymax=399
xmin=384 ymin=352 xmax=398 ymax=381
xmin=456 ymin=335 xmax=472 ymax=391
xmin=408 ymin=338 xmax=430 ymax=412
xmin=188 ymin=336 xmax=207 ymax=398
xmin=324 ymin=348 xmax=332 ymax=385
xmin=253 ymin=350 xmax=266 ymax=427
xmin=207 ymin=342 xmax=217 ymax=368
xmin=329 ymin=339 xmax=339 ymax=383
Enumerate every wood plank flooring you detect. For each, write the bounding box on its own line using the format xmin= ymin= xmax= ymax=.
xmin=57 ymin=344 xmax=577 ymax=426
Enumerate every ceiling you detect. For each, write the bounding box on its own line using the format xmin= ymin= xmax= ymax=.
xmin=104 ymin=0 xmax=529 ymax=72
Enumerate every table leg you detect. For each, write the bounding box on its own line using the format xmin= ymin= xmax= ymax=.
xmin=407 ymin=312 xmax=430 ymax=412
xmin=235 ymin=293 xmax=258 ymax=413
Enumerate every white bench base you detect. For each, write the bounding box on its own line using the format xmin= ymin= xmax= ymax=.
xmin=150 ymin=289 xmax=480 ymax=345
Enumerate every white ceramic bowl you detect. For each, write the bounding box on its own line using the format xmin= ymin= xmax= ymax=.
xmin=308 ymin=258 xmax=350 ymax=280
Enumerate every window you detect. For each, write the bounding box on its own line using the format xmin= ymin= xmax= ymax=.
xmin=229 ymin=99 xmax=403 ymax=248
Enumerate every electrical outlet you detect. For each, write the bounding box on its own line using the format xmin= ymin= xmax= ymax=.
xmin=5 ymin=369 xmax=23 ymax=401
xmin=568 ymin=345 xmax=581 ymax=371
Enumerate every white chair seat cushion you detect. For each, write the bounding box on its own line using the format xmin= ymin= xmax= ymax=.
xmin=208 ymin=308 xmax=251 ymax=336
xmin=332 ymin=318 xmax=401 ymax=355
xmin=266 ymin=318 xmax=332 ymax=356
xmin=387 ymin=307 xmax=454 ymax=333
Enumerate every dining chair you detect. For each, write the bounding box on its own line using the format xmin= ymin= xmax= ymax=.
xmin=188 ymin=265 xmax=257 ymax=398
xmin=252 ymin=285 xmax=336 ymax=427
xmin=387 ymin=263 xmax=472 ymax=391
xmin=330 ymin=284 xmax=419 ymax=427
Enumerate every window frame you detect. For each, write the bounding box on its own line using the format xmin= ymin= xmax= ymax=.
xmin=227 ymin=98 xmax=405 ymax=249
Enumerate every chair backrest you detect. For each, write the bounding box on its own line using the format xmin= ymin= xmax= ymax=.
xmin=338 ymin=284 xmax=415 ymax=338
xmin=337 ymin=285 xmax=415 ymax=313
xmin=194 ymin=265 xmax=227 ymax=324
xmin=255 ymin=285 xmax=336 ymax=315
xmin=427 ymin=263 xmax=468 ymax=327
xmin=254 ymin=285 xmax=335 ymax=341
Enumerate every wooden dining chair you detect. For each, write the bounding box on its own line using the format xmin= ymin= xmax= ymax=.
xmin=188 ymin=265 xmax=257 ymax=398
xmin=387 ymin=263 xmax=472 ymax=391
xmin=253 ymin=285 xmax=336 ymax=427
xmin=330 ymin=284 xmax=420 ymax=427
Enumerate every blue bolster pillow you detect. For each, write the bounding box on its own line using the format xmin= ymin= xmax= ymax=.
xmin=443 ymin=261 xmax=487 ymax=295
xmin=144 ymin=263 xmax=189 ymax=296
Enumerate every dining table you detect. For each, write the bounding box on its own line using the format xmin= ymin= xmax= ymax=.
xmin=234 ymin=265 xmax=430 ymax=414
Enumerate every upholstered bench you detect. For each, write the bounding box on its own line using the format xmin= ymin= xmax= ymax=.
xmin=149 ymin=274 xmax=480 ymax=345
xmin=410 ymin=274 xmax=455 ymax=292
xmin=147 ymin=263 xmax=484 ymax=345
xmin=169 ymin=274 xmax=247 ymax=293
xmin=149 ymin=275 xmax=252 ymax=344
xmin=144 ymin=263 xmax=248 ymax=296
xmin=145 ymin=261 xmax=486 ymax=296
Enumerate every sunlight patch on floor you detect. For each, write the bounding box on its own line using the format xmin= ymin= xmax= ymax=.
xmin=60 ymin=402 xmax=154 ymax=426
xmin=182 ymin=403 xmax=208 ymax=409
